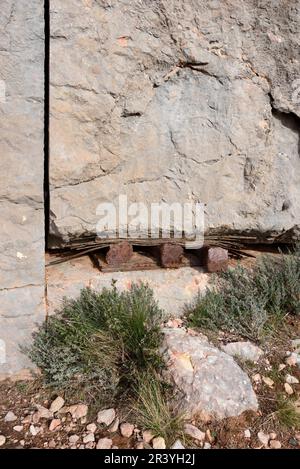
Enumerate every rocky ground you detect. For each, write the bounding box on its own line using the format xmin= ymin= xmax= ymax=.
xmin=1 ymin=317 xmax=300 ymax=450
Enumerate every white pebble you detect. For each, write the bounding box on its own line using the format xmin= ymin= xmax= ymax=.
xmin=120 ymin=422 xmax=134 ymax=438
xmin=49 ymin=397 xmax=65 ymax=414
xmin=285 ymin=374 xmax=299 ymax=385
xmin=96 ymin=437 xmax=113 ymax=449
xmin=152 ymin=437 xmax=166 ymax=449
xmin=284 ymin=383 xmax=294 ymax=395
xmin=4 ymin=411 xmax=17 ymax=422
xmin=97 ymin=408 xmax=116 ymax=426
xmin=13 ymin=425 xmax=23 ymax=432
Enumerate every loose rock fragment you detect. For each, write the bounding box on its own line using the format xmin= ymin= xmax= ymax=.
xmin=35 ymin=405 xmax=53 ymax=420
xmin=85 ymin=441 xmax=95 ymax=449
xmin=97 ymin=408 xmax=116 ymax=426
xmin=30 ymin=424 xmax=40 ymax=436
xmin=108 ymin=417 xmax=120 ymax=433
xmin=142 ymin=430 xmax=154 ymax=444
xmin=258 ymin=431 xmax=269 ymax=448
xmin=83 ymin=433 xmax=95 ymax=444
xmin=120 ymin=422 xmax=134 ymax=438
xmin=22 ymin=415 xmax=32 ymax=424
xmin=184 ymin=424 xmax=205 ymax=442
xmin=96 ymin=438 xmax=113 ymax=449
xmin=13 ymin=425 xmax=23 ymax=432
xmin=262 ymin=376 xmax=274 ymax=388
xmin=166 ymin=318 xmax=183 ymax=329
xmin=206 ymin=429 xmax=213 ymax=443
xmin=221 ymin=341 xmax=263 ymax=363
xmin=49 ymin=419 xmax=61 ymax=432
xmin=68 ymin=404 xmax=88 ymax=420
xmin=270 ymin=440 xmax=281 ymax=449
xmin=69 ymin=435 xmax=80 ymax=445
xmin=152 ymin=437 xmax=166 ymax=449
xmin=252 ymin=373 xmax=262 ymax=384
xmin=86 ymin=423 xmax=97 ymax=433
xmin=285 ymin=374 xmax=299 ymax=384
xmin=162 ymin=328 xmax=258 ymax=419
xmin=0 ymin=435 xmax=6 ymax=447
xmin=4 ymin=411 xmax=17 ymax=422
xmin=49 ymin=397 xmax=65 ymax=414
xmin=291 ymin=339 xmax=300 ymax=352
xmin=49 ymin=439 xmax=56 ymax=449
xmin=286 ymin=353 xmax=298 ymax=367
xmin=171 ymin=439 xmax=185 ymax=449
xmin=284 ymin=383 xmax=294 ymax=395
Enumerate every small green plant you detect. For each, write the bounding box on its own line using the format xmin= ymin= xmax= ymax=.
xmin=187 ymin=245 xmax=300 ymax=342
xmin=187 ymin=266 xmax=268 ymax=341
xmin=133 ymin=373 xmax=185 ymax=446
xmin=276 ymin=395 xmax=300 ymax=430
xmin=255 ymin=246 xmax=300 ymax=316
xmin=27 ymin=283 xmax=163 ymax=404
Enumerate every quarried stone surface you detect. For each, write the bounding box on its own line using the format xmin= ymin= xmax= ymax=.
xmin=203 ymin=246 xmax=229 ymax=273
xmin=106 ymin=241 xmax=133 ymax=266
xmin=0 ymin=1 xmax=45 ymax=378
xmin=160 ymin=244 xmax=184 ymax=268
xmin=50 ymin=0 xmax=300 ymax=245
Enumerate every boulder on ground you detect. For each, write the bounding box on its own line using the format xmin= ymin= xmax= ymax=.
xmin=161 ymin=328 xmax=258 ymax=420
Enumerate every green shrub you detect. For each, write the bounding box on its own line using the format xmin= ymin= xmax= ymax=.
xmin=187 ymin=245 xmax=300 ymax=342
xmin=255 ymin=246 xmax=300 ymax=316
xmin=276 ymin=394 xmax=300 ymax=430
xmin=187 ymin=266 xmax=268 ymax=341
xmin=27 ymin=283 xmax=163 ymax=403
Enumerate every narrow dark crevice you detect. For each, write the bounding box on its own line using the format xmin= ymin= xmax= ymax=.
xmin=121 ymin=111 xmax=142 ymax=118
xmin=44 ymin=0 xmax=50 ymax=250
xmin=269 ymin=92 xmax=300 ymax=157
xmin=269 ymin=92 xmax=300 ymax=130
xmin=178 ymin=61 xmax=225 ymax=85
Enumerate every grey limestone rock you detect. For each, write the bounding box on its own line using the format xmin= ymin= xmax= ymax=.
xmin=161 ymin=328 xmax=258 ymax=420
xmin=49 ymin=0 xmax=300 ymax=245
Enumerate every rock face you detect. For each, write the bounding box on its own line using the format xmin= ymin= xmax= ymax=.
xmin=161 ymin=328 xmax=258 ymax=420
xmin=0 ymin=1 xmax=45 ymax=377
xmin=221 ymin=341 xmax=264 ymax=363
xmin=50 ymin=0 xmax=300 ymax=245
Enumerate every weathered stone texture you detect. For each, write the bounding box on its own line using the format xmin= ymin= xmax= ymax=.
xmin=106 ymin=241 xmax=133 ymax=265
xmin=50 ymin=0 xmax=300 ymax=245
xmin=162 ymin=328 xmax=258 ymax=420
xmin=160 ymin=243 xmax=184 ymax=268
xmin=0 ymin=1 xmax=45 ymax=377
xmin=203 ymin=246 xmax=229 ymax=273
